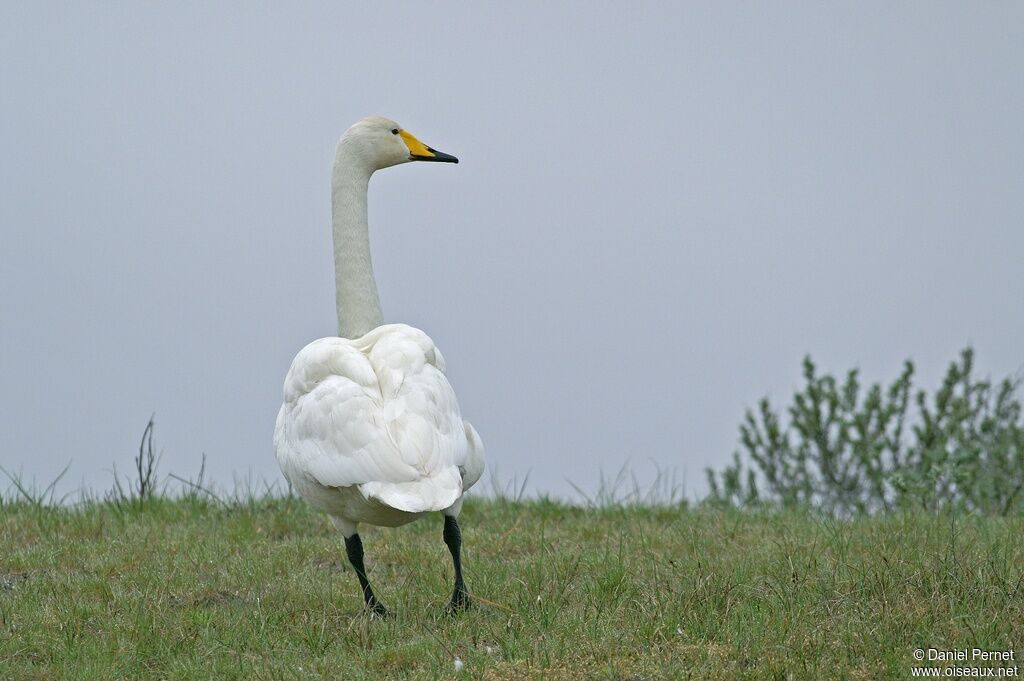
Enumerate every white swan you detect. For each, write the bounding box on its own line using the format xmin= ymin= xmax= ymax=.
xmin=274 ymin=116 xmax=485 ymax=615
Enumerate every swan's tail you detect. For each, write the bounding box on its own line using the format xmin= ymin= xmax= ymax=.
xmin=359 ymin=467 xmax=462 ymax=514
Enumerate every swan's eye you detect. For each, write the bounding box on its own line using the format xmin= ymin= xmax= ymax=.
xmin=391 ymin=128 xmax=399 ymax=135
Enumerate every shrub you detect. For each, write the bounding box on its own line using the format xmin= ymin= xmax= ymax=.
xmin=705 ymin=348 xmax=1024 ymax=516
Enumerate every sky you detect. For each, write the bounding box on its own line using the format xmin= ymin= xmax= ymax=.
xmin=1 ymin=2 xmax=1021 ymax=502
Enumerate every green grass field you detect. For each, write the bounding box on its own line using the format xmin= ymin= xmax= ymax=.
xmin=2 ymin=496 xmax=1022 ymax=679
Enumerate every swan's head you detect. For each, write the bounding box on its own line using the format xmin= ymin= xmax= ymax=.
xmin=340 ymin=116 xmax=458 ymax=171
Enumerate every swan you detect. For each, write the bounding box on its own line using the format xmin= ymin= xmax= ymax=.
xmin=273 ymin=116 xmax=485 ymax=616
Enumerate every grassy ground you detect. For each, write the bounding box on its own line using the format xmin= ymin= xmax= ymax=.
xmin=1 ymin=496 xmax=1022 ymax=680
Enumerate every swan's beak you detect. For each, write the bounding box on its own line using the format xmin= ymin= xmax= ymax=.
xmin=399 ymin=129 xmax=459 ymax=164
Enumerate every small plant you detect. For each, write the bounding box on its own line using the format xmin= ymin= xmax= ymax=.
xmin=0 ymin=462 xmax=72 ymax=509
xmin=108 ymin=415 xmax=162 ymax=507
xmin=706 ymin=348 xmax=1024 ymax=516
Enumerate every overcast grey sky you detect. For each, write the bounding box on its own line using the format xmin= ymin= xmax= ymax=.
xmin=1 ymin=2 xmax=1021 ymax=500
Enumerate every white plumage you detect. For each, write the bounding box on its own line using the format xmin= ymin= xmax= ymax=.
xmin=272 ymin=116 xmax=483 ymax=614
xmin=274 ymin=324 xmax=484 ymax=526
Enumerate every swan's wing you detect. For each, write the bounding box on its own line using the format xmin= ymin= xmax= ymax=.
xmin=274 ymin=325 xmax=478 ymax=513
xmin=460 ymin=420 xmax=486 ymax=493
xmin=274 ymin=336 xmax=418 ymax=490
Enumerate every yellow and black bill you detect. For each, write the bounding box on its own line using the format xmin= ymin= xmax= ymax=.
xmin=399 ymin=129 xmax=459 ymax=163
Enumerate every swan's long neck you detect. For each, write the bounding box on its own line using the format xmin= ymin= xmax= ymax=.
xmin=331 ymin=142 xmax=383 ymax=338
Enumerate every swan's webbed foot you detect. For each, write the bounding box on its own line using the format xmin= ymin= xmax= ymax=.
xmin=367 ymin=601 xmax=392 ymax=619
xmin=445 ymin=588 xmax=471 ymax=615
xmin=443 ymin=515 xmax=470 ymax=615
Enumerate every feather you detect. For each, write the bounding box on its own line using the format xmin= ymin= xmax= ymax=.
xmin=274 ymin=324 xmax=483 ymax=521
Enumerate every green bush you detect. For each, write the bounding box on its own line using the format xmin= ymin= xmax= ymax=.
xmin=706 ymin=348 xmax=1024 ymax=516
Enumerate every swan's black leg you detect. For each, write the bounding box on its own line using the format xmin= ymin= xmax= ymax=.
xmin=344 ymin=533 xmax=390 ymax=617
xmin=443 ymin=515 xmax=470 ymax=612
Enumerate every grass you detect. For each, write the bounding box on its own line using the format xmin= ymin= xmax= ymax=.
xmin=1 ymin=495 xmax=1023 ymax=679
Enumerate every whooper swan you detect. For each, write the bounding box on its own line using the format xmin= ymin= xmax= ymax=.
xmin=274 ymin=116 xmax=485 ymax=616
